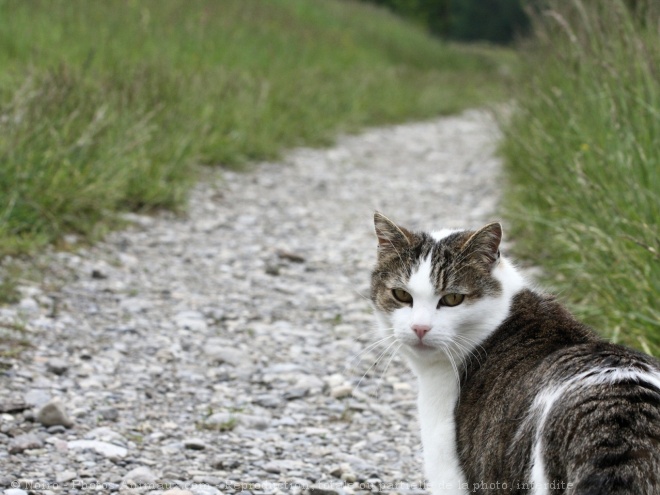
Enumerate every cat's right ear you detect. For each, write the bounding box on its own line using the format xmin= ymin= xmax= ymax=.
xmin=374 ymin=212 xmax=413 ymax=254
xmin=460 ymin=222 xmax=502 ymax=268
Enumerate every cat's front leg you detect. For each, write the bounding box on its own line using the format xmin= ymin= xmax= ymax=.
xmin=422 ymin=426 xmax=469 ymax=495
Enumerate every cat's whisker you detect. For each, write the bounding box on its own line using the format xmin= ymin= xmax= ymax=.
xmin=347 ymin=334 xmax=396 ymax=366
xmin=353 ymin=327 xmax=391 ymax=341
xmin=348 ymin=284 xmax=372 ymax=302
xmin=343 ymin=341 xmax=393 ymax=376
xmin=454 ymin=334 xmax=488 ymax=364
xmin=447 ymin=339 xmax=481 ymax=383
xmin=456 ymin=335 xmax=488 ymax=365
xmin=452 ymin=336 xmax=486 ymax=369
xmin=446 ymin=339 xmax=474 ymax=378
xmin=354 ymin=340 xmax=398 ymax=398
xmin=370 ymin=340 xmax=404 ymax=402
xmin=379 ymin=341 xmax=403 ymax=381
xmin=354 ymin=338 xmax=401 ymax=393
xmin=348 ymin=327 xmax=387 ymax=347
xmin=441 ymin=343 xmax=461 ymax=400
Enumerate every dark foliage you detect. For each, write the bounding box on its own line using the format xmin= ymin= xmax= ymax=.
xmin=360 ymin=0 xmax=530 ymax=44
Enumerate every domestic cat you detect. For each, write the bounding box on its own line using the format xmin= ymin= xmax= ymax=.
xmin=370 ymin=212 xmax=660 ymax=494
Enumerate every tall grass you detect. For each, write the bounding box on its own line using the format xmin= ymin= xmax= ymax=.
xmin=502 ymin=1 xmax=659 ymax=354
xmin=0 ymin=0 xmax=516 ymax=257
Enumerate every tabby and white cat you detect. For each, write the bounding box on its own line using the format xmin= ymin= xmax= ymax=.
xmin=370 ymin=212 xmax=660 ymax=494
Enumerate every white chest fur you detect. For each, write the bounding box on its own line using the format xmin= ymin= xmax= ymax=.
xmin=415 ymin=363 xmax=469 ymax=494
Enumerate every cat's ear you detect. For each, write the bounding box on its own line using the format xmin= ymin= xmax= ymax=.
xmin=460 ymin=222 xmax=502 ymax=268
xmin=374 ymin=212 xmax=413 ymax=254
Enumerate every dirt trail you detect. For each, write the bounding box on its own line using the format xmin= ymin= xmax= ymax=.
xmin=0 ymin=110 xmax=501 ymax=495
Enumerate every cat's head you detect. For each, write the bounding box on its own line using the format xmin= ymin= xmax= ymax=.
xmin=370 ymin=212 xmax=523 ymax=369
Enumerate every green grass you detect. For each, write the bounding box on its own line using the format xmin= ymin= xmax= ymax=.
xmin=0 ymin=0 xmax=516 ymax=259
xmin=0 ymin=320 xmax=30 ymax=359
xmin=501 ymin=1 xmax=659 ymax=355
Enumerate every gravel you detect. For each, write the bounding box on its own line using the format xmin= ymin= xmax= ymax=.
xmin=0 ymin=110 xmax=501 ymax=495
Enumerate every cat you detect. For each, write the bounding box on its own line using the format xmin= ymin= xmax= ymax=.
xmin=369 ymin=212 xmax=660 ymax=494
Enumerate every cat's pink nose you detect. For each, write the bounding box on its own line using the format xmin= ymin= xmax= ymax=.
xmin=412 ymin=324 xmax=431 ymax=340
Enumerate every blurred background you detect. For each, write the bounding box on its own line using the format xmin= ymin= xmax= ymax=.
xmin=358 ymin=0 xmax=530 ymax=44
xmin=0 ymin=0 xmax=657 ymax=354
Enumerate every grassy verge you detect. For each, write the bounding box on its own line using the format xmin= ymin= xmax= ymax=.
xmin=0 ymin=321 xmax=30 ymax=359
xmin=501 ymin=1 xmax=659 ymax=354
xmin=0 ymin=0 xmax=516 ymax=259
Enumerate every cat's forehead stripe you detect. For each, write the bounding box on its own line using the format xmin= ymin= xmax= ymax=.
xmin=406 ymin=254 xmax=436 ymax=299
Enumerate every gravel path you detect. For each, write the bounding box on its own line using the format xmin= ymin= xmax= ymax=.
xmin=0 ymin=110 xmax=501 ymax=495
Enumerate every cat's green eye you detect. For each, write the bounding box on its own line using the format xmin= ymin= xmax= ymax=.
xmin=439 ymin=293 xmax=465 ymax=307
xmin=392 ymin=288 xmax=413 ymax=304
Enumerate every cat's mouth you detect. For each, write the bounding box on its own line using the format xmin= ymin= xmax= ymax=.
xmin=412 ymin=342 xmax=435 ymax=352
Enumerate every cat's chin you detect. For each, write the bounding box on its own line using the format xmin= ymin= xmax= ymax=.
xmin=401 ymin=340 xmax=466 ymax=367
xmin=411 ymin=342 xmax=435 ymax=352
xmin=402 ymin=341 xmax=446 ymax=360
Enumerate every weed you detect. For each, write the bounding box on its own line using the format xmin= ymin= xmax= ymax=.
xmin=0 ymin=320 xmax=31 ymax=358
xmin=0 ymin=0 xmax=516 ymax=256
xmin=501 ymin=0 xmax=660 ymax=354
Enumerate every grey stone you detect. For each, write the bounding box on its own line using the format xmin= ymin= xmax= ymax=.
xmin=18 ymin=297 xmax=39 ymax=313
xmin=86 ymin=427 xmax=127 ymax=445
xmin=97 ymin=406 xmax=119 ymax=421
xmin=265 ymin=264 xmax=280 ymax=276
xmin=122 ymin=466 xmax=156 ymax=485
xmin=203 ymin=412 xmax=237 ymax=430
xmin=56 ymin=470 xmax=77 ymax=483
xmin=24 ymin=389 xmax=51 ymax=407
xmin=36 ymin=399 xmax=74 ymax=427
xmin=253 ymin=394 xmax=282 ymax=408
xmin=262 ymin=363 xmax=303 ymax=374
xmin=340 ymin=472 xmax=357 ymax=483
xmin=67 ymin=439 xmax=127 ymax=459
xmin=211 ymin=457 xmax=240 ymax=470
xmin=330 ymin=385 xmax=352 ymax=399
xmin=263 ymin=459 xmax=305 ymax=474
xmin=174 ymin=311 xmax=207 ymax=331
xmin=283 ymin=387 xmax=308 ymax=400
xmin=0 ymin=399 xmax=29 ymax=413
xmin=8 ymin=433 xmax=44 ymax=454
xmin=276 ymin=248 xmax=306 ymax=263
xmin=294 ymin=375 xmax=325 ymax=393
xmin=90 ymin=261 xmax=111 ymax=279
xmin=198 ymin=476 xmax=222 ymax=486
xmin=183 ymin=438 xmax=207 ymax=450
xmin=47 ymin=425 xmax=66 ymax=434
xmin=204 ymin=346 xmax=242 ymax=366
xmin=119 ymin=212 xmax=154 ymax=227
xmin=46 ymin=358 xmax=69 ymax=375
xmin=324 ymin=374 xmax=345 ymax=388
xmin=275 ymin=416 xmax=297 ymax=427
xmin=308 ymin=483 xmax=347 ymax=495
xmin=189 ymin=485 xmax=221 ymax=495
xmin=119 ymin=297 xmax=151 ymax=313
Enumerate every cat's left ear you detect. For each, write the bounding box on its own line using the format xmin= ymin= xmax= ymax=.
xmin=374 ymin=212 xmax=413 ymax=254
xmin=461 ymin=222 xmax=502 ymax=268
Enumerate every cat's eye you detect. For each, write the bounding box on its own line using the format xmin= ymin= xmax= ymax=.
xmin=439 ymin=293 xmax=465 ymax=307
xmin=392 ymin=288 xmax=413 ymax=304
